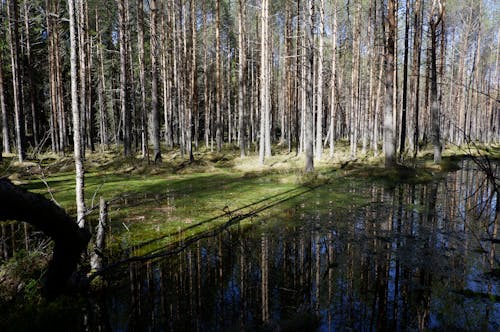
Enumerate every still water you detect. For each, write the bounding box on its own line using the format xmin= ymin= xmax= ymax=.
xmin=88 ymin=161 xmax=500 ymax=331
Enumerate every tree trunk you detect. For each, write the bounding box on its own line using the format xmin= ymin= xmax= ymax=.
xmin=285 ymin=0 xmax=292 ymax=153
xmin=23 ymin=0 xmax=38 ymax=148
xmin=259 ymin=0 xmax=270 ymax=164
xmin=411 ymin=0 xmax=423 ymax=157
xmin=215 ymin=0 xmax=223 ymax=152
xmin=187 ymin=0 xmax=196 ymax=162
xmin=117 ymin=0 xmax=132 ymax=157
xmin=151 ymin=0 xmax=161 ymax=162
xmin=238 ymin=0 xmax=247 ymax=157
xmin=305 ymin=0 xmax=314 ymax=172
xmin=7 ymin=0 xmax=26 ymax=163
xmin=90 ymin=197 xmax=108 ymax=271
xmin=161 ymin=6 xmax=173 ymax=150
xmin=78 ymin=0 xmax=87 ymax=156
xmin=329 ymin=0 xmax=338 ymax=158
xmin=69 ymin=0 xmax=86 ymax=228
xmin=399 ymin=0 xmax=410 ymax=159
xmin=0 ymin=51 xmax=8 ymax=156
xmin=203 ymin=2 xmax=210 ymax=150
xmin=96 ymin=9 xmax=109 ymax=150
xmin=315 ymin=0 xmax=325 ymax=160
xmin=430 ymin=0 xmax=443 ymax=164
xmin=350 ymin=0 xmax=361 ymax=158
xmin=384 ymin=0 xmax=396 ymax=167
xmin=137 ymin=0 xmax=148 ymax=158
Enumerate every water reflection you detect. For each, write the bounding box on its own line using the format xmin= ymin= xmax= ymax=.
xmin=20 ymin=162 xmax=486 ymax=331
xmin=92 ymin=162 xmax=500 ymax=331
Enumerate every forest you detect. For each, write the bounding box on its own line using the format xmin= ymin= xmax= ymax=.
xmin=0 ymin=0 xmax=499 ymax=330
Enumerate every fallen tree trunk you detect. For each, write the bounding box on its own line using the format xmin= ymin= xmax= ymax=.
xmin=0 ymin=178 xmax=90 ymax=298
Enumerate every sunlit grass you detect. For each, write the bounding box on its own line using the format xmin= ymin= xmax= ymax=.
xmin=3 ymin=142 xmax=496 ymax=255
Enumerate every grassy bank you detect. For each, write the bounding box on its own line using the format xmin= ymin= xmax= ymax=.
xmin=1 ymin=142 xmax=499 ymax=259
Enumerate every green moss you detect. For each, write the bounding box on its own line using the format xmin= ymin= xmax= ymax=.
xmin=345 ymin=164 xmax=435 ymax=188
xmin=3 ymin=144 xmax=493 ymax=261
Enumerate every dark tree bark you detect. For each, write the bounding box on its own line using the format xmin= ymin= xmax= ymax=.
xmin=315 ymin=0 xmax=325 ymax=160
xmin=23 ymin=0 xmax=38 ymax=148
xmin=151 ymin=0 xmax=161 ymax=162
xmin=0 ymin=178 xmax=90 ymax=298
xmin=137 ymin=0 xmax=148 ymax=158
xmin=400 ymin=0 xmax=410 ymax=159
xmin=411 ymin=0 xmax=423 ymax=157
xmin=0 ymin=53 xmax=8 ymax=158
xmin=429 ymin=0 xmax=444 ymax=163
xmin=96 ymin=9 xmax=109 ymax=150
xmin=215 ymin=0 xmax=223 ymax=152
xmin=117 ymin=0 xmax=132 ymax=157
xmin=7 ymin=0 xmax=26 ymax=163
xmin=188 ymin=0 xmax=196 ymax=162
xmin=238 ymin=0 xmax=247 ymax=157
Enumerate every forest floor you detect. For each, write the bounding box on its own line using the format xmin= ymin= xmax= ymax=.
xmin=2 ymin=142 xmax=499 ymax=257
xmin=1 ymin=142 xmax=500 ymax=326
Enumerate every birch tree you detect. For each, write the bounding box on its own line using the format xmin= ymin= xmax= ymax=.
xmin=69 ymin=0 xmax=85 ymax=227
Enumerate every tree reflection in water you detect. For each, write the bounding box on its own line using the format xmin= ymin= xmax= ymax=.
xmin=95 ymin=161 xmax=499 ymax=331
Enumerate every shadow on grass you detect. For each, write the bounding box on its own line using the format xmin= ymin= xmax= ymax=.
xmin=90 ymin=182 xmax=319 ymax=279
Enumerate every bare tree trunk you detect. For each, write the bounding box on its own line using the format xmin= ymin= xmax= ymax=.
xmin=69 ymin=0 xmax=85 ymax=228
xmin=0 ymin=51 xmax=8 ymax=156
xmin=46 ymin=0 xmax=57 ymax=152
xmin=295 ymin=0 xmax=301 ymax=155
xmin=78 ymin=0 xmax=87 ymax=156
xmin=215 ymin=0 xmax=223 ymax=152
xmin=187 ymin=0 xmax=196 ymax=162
xmin=54 ymin=1 xmax=66 ymax=152
xmin=117 ymin=0 xmax=131 ymax=157
xmin=7 ymin=0 xmax=26 ymax=163
xmin=23 ymin=0 xmax=38 ymax=148
xmin=180 ymin=3 xmax=187 ymax=157
xmin=137 ymin=0 xmax=148 ymax=158
xmin=305 ymin=0 xmax=314 ymax=172
xmin=365 ymin=1 xmax=376 ymax=155
xmin=430 ymin=0 xmax=444 ymax=164
xmin=161 ymin=6 xmax=173 ymax=150
xmin=399 ymin=0 xmax=410 ymax=159
xmin=315 ymin=0 xmax=325 ymax=160
xmin=492 ymin=27 xmax=500 ymax=143
xmin=411 ymin=0 xmax=423 ymax=157
xmin=329 ymin=0 xmax=338 ymax=158
xmin=238 ymin=0 xmax=247 ymax=157
xmin=151 ymin=0 xmax=161 ymax=162
xmin=90 ymin=197 xmax=108 ymax=271
xmin=384 ymin=0 xmax=396 ymax=167
xmin=285 ymin=0 xmax=293 ymax=153
xmin=259 ymin=0 xmax=270 ymax=164
xmin=96 ymin=9 xmax=108 ymax=150
xmin=350 ymin=0 xmax=361 ymax=158
xmin=203 ymin=2 xmax=210 ymax=150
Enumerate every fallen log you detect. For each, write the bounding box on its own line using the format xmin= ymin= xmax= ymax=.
xmin=0 ymin=178 xmax=90 ymax=298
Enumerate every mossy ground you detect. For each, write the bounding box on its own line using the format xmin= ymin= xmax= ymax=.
xmin=2 ymin=142 xmax=499 ymax=257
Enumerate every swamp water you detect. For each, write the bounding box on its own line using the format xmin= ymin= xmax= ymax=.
xmin=6 ymin=161 xmax=500 ymax=331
